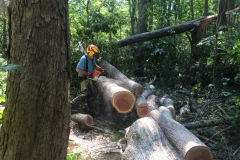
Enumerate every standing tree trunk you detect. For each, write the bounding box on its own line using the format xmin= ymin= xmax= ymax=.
xmin=0 ymin=1 xmax=71 ymax=159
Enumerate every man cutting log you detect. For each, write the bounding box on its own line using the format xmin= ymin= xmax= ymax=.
xmin=74 ymin=43 xmax=107 ymax=113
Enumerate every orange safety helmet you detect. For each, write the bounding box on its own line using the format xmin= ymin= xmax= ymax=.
xmin=86 ymin=44 xmax=100 ymax=56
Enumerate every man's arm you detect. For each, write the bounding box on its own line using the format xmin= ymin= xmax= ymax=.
xmin=76 ymin=68 xmax=88 ymax=76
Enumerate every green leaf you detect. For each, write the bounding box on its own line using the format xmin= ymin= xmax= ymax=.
xmin=3 ymin=64 xmax=22 ymax=71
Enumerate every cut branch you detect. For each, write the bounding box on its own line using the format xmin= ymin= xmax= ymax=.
xmin=182 ymin=117 xmax=233 ymax=129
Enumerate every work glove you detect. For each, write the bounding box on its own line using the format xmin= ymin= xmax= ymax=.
xmin=87 ymin=72 xmax=93 ymax=77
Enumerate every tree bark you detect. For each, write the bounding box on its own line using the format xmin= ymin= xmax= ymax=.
xmin=0 ymin=1 xmax=70 ymax=159
xmin=96 ymin=81 xmax=136 ymax=114
xmin=122 ymin=117 xmax=183 ymax=160
xmin=150 ymin=107 xmax=213 ymax=160
xmin=98 ymin=59 xmax=144 ymax=97
xmin=71 ymin=113 xmax=93 ymax=127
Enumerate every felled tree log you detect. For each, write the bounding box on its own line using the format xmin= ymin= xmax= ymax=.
xmin=71 ymin=113 xmax=93 ymax=127
xmin=142 ymin=84 xmax=156 ymax=98
xmin=135 ymin=96 xmax=150 ymax=117
xmin=160 ymin=97 xmax=176 ymax=118
xmin=146 ymin=95 xmax=159 ymax=111
xmin=134 ymin=84 xmax=157 ymax=117
xmin=122 ymin=117 xmax=183 ymax=160
xmin=97 ymin=81 xmax=136 ymax=113
xmin=98 ymin=60 xmax=144 ymax=96
xmin=150 ymin=107 xmax=213 ymax=160
xmin=182 ymin=117 xmax=233 ymax=129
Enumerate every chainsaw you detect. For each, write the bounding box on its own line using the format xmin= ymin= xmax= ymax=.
xmin=88 ymin=70 xmax=122 ymax=84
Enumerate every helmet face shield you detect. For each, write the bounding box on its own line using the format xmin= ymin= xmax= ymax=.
xmin=86 ymin=44 xmax=100 ymax=56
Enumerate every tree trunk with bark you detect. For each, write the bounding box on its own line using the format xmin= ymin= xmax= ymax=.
xmin=98 ymin=60 xmax=144 ymax=97
xmin=150 ymin=107 xmax=213 ymax=160
xmin=0 ymin=1 xmax=71 ymax=159
xmin=122 ymin=117 xmax=183 ymax=160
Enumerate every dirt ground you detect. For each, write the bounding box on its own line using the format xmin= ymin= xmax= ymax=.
xmin=67 ymin=118 xmax=125 ymax=160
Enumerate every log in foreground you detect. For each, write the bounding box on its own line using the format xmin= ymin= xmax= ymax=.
xmin=98 ymin=60 xmax=144 ymax=96
xmin=122 ymin=117 xmax=183 ymax=160
xmin=150 ymin=107 xmax=213 ymax=160
xmin=97 ymin=81 xmax=136 ymax=113
xmin=71 ymin=113 xmax=93 ymax=127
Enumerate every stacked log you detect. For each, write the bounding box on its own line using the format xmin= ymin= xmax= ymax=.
xmin=98 ymin=60 xmax=144 ymax=97
xmin=122 ymin=117 xmax=183 ymax=160
xmin=134 ymin=84 xmax=156 ymax=117
xmin=134 ymin=96 xmax=149 ymax=117
xmin=160 ymin=97 xmax=176 ymax=118
xmin=150 ymin=106 xmax=213 ymax=160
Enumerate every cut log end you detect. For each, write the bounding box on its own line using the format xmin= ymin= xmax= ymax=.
xmin=185 ymin=146 xmax=213 ymax=160
xmin=136 ymin=103 xmax=150 ymax=117
xmin=112 ymin=91 xmax=135 ymax=113
xmin=85 ymin=115 xmax=93 ymax=126
xmin=71 ymin=113 xmax=94 ymax=127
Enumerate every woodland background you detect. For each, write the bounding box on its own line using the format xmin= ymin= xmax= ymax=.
xmin=0 ymin=0 xmax=239 ymax=159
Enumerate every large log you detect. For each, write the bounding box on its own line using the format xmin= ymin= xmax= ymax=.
xmin=98 ymin=60 xmax=144 ymax=97
xmin=97 ymin=81 xmax=136 ymax=113
xmin=150 ymin=107 xmax=213 ymax=160
xmin=71 ymin=113 xmax=93 ymax=127
xmin=122 ymin=117 xmax=183 ymax=160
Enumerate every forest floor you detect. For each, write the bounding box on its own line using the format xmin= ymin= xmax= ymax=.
xmin=67 ymin=87 xmax=240 ymax=160
xmin=67 ymin=116 xmax=125 ymax=160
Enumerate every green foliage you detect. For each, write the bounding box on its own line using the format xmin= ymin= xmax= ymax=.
xmin=67 ymin=148 xmax=83 ymax=160
xmin=0 ymin=109 xmax=4 ymax=120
